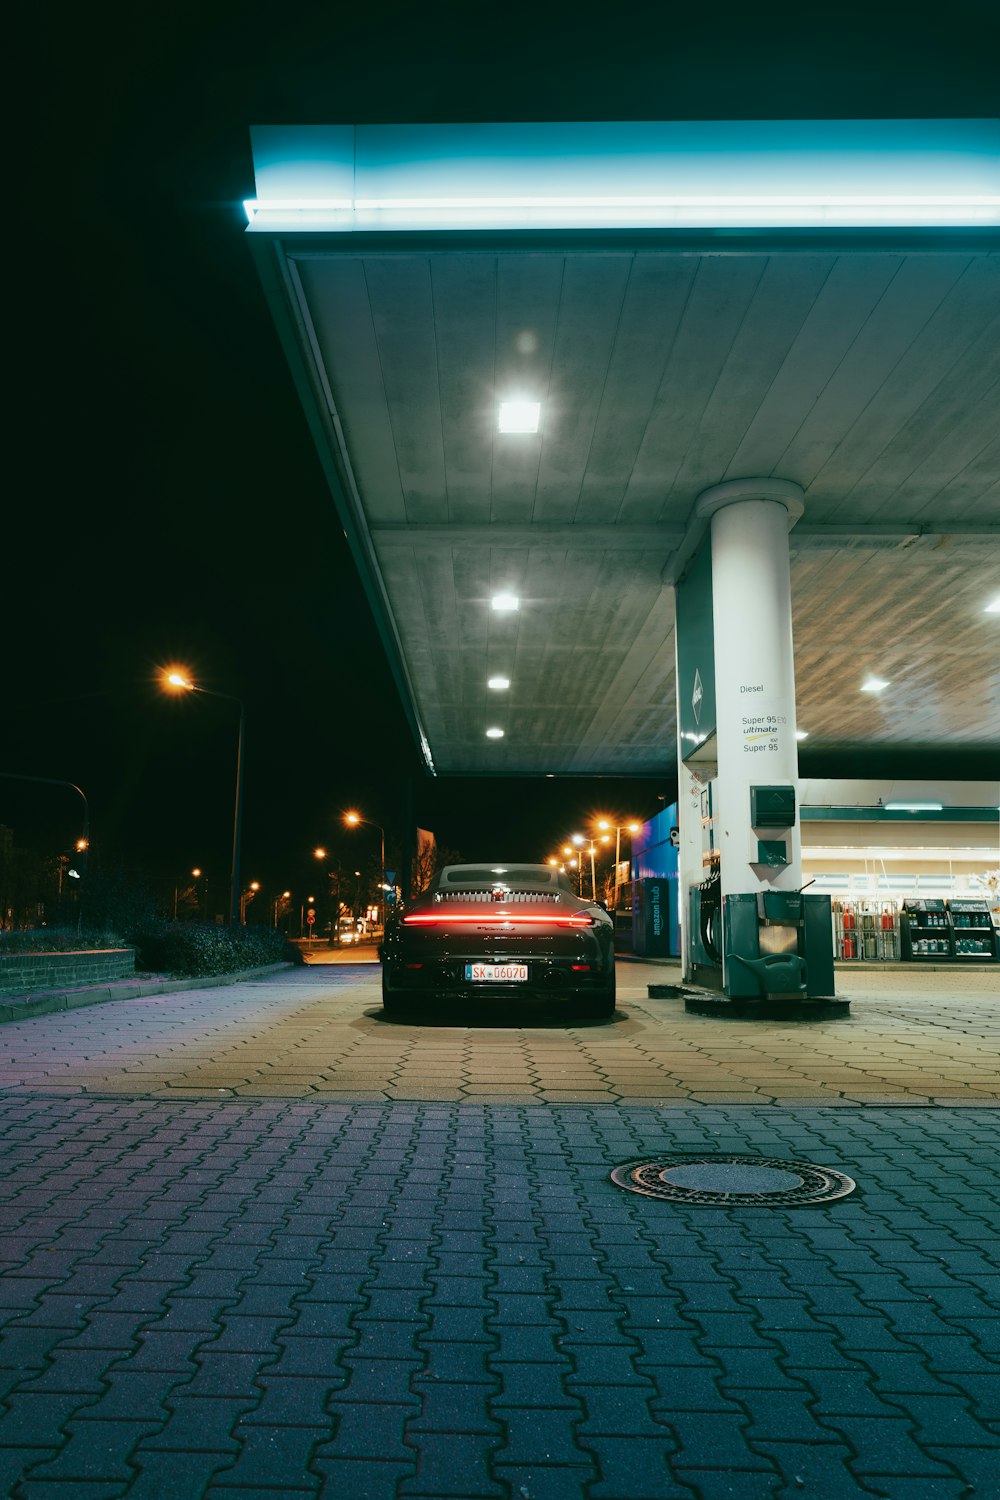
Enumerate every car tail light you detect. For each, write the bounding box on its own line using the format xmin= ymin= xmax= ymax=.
xmin=571 ymin=963 xmax=592 ymax=971
xmin=403 ymin=912 xmax=594 ymax=928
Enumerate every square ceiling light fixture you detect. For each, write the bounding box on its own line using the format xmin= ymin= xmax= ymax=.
xmin=498 ymin=400 xmax=540 ymax=433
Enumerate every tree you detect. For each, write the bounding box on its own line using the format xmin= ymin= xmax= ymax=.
xmin=411 ymin=831 xmax=463 ymax=895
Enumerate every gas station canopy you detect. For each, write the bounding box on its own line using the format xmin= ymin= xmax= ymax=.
xmin=246 ymin=120 xmax=1000 ymax=777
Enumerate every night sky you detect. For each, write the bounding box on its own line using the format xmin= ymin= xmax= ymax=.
xmin=7 ymin=0 xmax=998 ymax=905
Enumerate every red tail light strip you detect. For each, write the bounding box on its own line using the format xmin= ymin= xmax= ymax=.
xmin=403 ymin=912 xmax=594 ymax=927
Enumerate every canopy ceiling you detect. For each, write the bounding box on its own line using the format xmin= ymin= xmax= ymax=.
xmin=246 ymin=123 xmax=1000 ymax=779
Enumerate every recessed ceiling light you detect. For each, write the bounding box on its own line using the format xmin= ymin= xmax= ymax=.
xmin=498 ymin=400 xmax=540 ymax=433
xmin=861 ymin=676 xmax=889 ymax=692
xmin=485 ymin=727 xmax=504 ymax=739
xmin=986 ymin=596 xmax=1000 ymax=613
xmin=487 ymin=675 xmax=510 ymax=690
xmin=796 ymin=730 xmax=809 ymax=740
xmin=491 ymin=593 xmax=519 ymax=612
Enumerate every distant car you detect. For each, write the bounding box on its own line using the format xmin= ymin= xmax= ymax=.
xmin=380 ymin=863 xmax=615 ymax=1019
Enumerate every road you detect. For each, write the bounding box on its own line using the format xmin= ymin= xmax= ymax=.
xmin=1 ymin=961 xmax=997 ymax=1499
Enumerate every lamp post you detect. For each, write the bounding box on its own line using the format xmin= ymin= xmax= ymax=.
xmin=345 ymin=811 xmax=385 ymax=932
xmin=163 ymin=670 xmax=245 ymax=924
xmin=566 ymin=830 xmax=614 ymax=902
xmin=173 ymin=867 xmax=203 ymax=921
xmin=596 ymin=818 xmax=642 ymax=910
xmin=0 ymin=773 xmax=90 ymax=927
xmin=240 ymin=880 xmax=260 ymax=924
xmin=569 ymin=833 xmax=598 ymax=900
xmin=0 ymin=772 xmax=90 ymax=872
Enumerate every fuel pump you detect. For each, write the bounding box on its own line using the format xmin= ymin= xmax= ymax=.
xmin=687 ymin=783 xmax=725 ymax=988
xmin=718 ymin=784 xmax=835 ymax=1001
xmin=686 ymin=779 xmax=835 ymax=1000
xmin=698 ymin=866 xmax=722 ymax=965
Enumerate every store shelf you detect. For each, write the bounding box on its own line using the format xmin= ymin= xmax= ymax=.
xmin=832 ymin=897 xmax=998 ymax=963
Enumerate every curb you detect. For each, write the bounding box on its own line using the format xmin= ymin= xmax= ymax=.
xmin=0 ymin=962 xmax=296 ymax=1024
xmin=615 ymin=954 xmax=682 ymax=967
xmin=647 ymin=980 xmax=852 ymax=1019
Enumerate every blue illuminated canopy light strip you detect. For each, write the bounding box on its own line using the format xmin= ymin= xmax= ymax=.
xmin=245 ymin=120 xmax=1000 ymax=232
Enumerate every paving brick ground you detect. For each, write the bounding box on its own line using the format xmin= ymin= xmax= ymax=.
xmin=0 ymin=961 xmax=997 ymax=1105
xmin=1 ymin=962 xmax=998 ymax=1497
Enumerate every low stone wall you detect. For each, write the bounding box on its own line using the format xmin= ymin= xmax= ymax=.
xmin=0 ymin=948 xmax=137 ymax=996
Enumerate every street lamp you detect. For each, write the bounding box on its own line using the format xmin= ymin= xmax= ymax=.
xmin=568 ymin=833 xmax=597 ymax=900
xmin=0 ymin=773 xmax=90 ymax=876
xmin=173 ymin=866 xmax=204 ymax=920
xmin=566 ymin=831 xmax=613 ymax=901
xmin=345 ymin=811 xmax=385 ymax=930
xmin=163 ymin=669 xmax=246 ymax=925
xmin=191 ymin=867 xmax=207 ymax=920
xmin=240 ymin=880 xmax=260 ymax=923
xmin=594 ymin=818 xmax=642 ymax=908
xmin=0 ymin=773 xmax=91 ymax=927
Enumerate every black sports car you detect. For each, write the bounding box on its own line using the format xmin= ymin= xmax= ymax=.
xmin=380 ymin=863 xmax=616 ymax=1019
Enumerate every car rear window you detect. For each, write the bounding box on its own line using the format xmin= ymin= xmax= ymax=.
xmin=437 ymin=865 xmax=574 ymax=892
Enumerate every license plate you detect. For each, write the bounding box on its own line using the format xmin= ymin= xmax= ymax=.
xmin=466 ymin=963 xmax=528 ymax=982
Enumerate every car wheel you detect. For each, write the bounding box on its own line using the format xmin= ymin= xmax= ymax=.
xmin=381 ymin=973 xmax=405 ymax=1019
xmin=577 ymin=984 xmax=616 ymax=1020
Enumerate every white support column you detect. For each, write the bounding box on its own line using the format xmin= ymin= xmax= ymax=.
xmin=695 ymin=480 xmax=804 ymax=907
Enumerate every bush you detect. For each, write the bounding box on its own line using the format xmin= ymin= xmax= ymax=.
xmin=133 ymin=922 xmax=303 ymax=977
xmin=0 ymin=928 xmax=125 ymax=954
xmin=79 ymin=869 xmax=163 ymax=940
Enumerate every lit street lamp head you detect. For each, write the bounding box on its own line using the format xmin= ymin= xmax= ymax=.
xmin=343 ymin=811 xmax=386 ymax=930
xmin=160 ymin=661 xmax=246 ymax=924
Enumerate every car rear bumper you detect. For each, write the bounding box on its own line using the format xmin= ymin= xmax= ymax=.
xmin=383 ymin=954 xmax=613 ymax=998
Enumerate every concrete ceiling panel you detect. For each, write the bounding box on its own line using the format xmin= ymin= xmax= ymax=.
xmin=268 ymin=239 xmax=1000 ymax=775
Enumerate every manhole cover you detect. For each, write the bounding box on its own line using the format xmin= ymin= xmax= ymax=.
xmin=610 ymin=1154 xmax=856 ymax=1206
